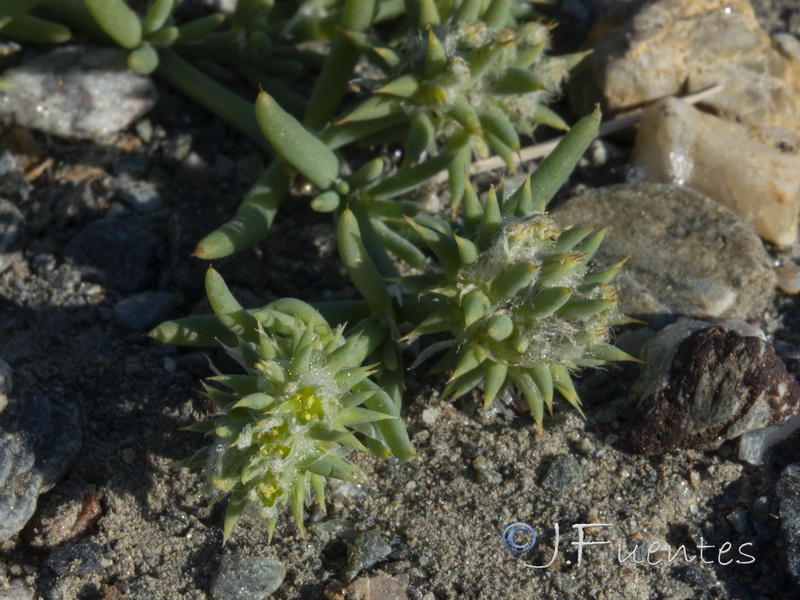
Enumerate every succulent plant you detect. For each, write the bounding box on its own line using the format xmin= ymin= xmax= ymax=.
xmin=399 ymin=109 xmax=639 ymax=429
xmin=333 ymin=2 xmax=587 ymax=205
xmin=163 ymin=267 xmax=414 ymax=541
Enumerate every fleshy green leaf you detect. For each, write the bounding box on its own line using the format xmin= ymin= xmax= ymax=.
xmin=84 ymin=0 xmax=142 ymax=49
xmin=338 ymin=208 xmax=393 ymax=313
xmin=255 ymin=91 xmax=339 ymax=191
xmin=529 ymin=106 xmax=601 ymax=211
xmin=143 ymin=0 xmax=174 ymax=35
xmin=127 ymin=44 xmax=159 ymax=75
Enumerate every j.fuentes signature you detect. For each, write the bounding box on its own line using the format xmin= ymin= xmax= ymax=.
xmin=503 ymin=522 xmax=755 ymax=567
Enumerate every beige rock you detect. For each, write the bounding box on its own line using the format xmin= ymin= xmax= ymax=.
xmin=775 ymin=264 xmax=800 ymax=294
xmin=569 ymin=0 xmax=800 ymax=134
xmin=631 ymin=97 xmax=800 ymax=247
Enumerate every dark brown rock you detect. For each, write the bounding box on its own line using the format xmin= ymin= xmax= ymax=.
xmin=628 ymin=327 xmax=800 ymax=454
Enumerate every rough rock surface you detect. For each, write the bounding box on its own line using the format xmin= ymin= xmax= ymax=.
xmin=552 ymin=183 xmax=776 ymax=325
xmin=628 ymin=323 xmax=800 ymax=454
xmin=631 ymin=97 xmax=800 ymax=247
xmin=0 ymin=395 xmax=82 ymax=542
xmin=568 ymin=0 xmax=800 ymax=134
xmin=0 ymin=46 xmax=157 ymax=141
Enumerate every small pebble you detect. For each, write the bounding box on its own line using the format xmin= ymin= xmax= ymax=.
xmin=420 ymin=408 xmax=439 ymax=427
xmin=135 ymin=118 xmax=153 ymax=143
xmin=112 ymin=292 xmax=174 ymax=331
xmin=726 ymin=508 xmax=748 ymax=534
xmin=342 ymin=530 xmax=392 ymax=583
xmin=0 ymin=198 xmax=24 ymax=273
xmin=776 ymin=264 xmax=800 ymax=294
xmin=211 ymin=555 xmax=286 ymax=600
xmin=117 ymin=181 xmax=163 ymax=213
xmin=541 ymin=455 xmax=583 ymax=493
xmin=44 ymin=543 xmax=104 ymax=577
xmin=575 ymin=437 xmax=594 ymax=456
xmin=122 ymin=448 xmax=136 ymax=464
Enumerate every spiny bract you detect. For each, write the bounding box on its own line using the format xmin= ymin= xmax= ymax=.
xmin=180 ymin=267 xmax=412 ymax=542
xmin=401 ymin=178 xmax=638 ymax=430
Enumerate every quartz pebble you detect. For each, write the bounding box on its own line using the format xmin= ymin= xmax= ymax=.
xmin=631 ymin=97 xmax=800 ymax=247
xmin=569 ymin=0 xmax=800 ymax=134
xmin=739 ymin=412 xmax=800 ymax=465
xmin=0 ymin=46 xmax=157 ymax=141
xmin=628 ymin=319 xmax=800 ymax=454
xmin=553 ymin=184 xmax=776 ymax=325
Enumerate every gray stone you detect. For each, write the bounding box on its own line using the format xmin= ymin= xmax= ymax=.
xmin=0 ymin=395 xmax=82 ymax=542
xmin=118 ymin=183 xmax=162 ymax=213
xmin=541 ymin=454 xmax=583 ymax=493
xmin=43 ymin=542 xmax=104 ymax=577
xmin=113 ymin=292 xmax=175 ymax=331
xmin=211 ymin=554 xmax=286 ymax=600
xmin=163 ymin=134 xmax=193 ymax=167
xmin=739 ymin=412 xmax=800 ymax=465
xmin=778 ymin=464 xmax=800 ymax=587
xmin=0 ymin=152 xmax=31 ymax=202
xmin=342 ymin=529 xmax=393 ymax=583
xmin=0 ymin=46 xmax=157 ymax=141
xmin=552 ymin=183 xmax=775 ymax=326
xmin=0 ymin=198 xmax=24 ymax=273
xmin=66 ymin=219 xmax=159 ymax=292
xmin=726 ymin=508 xmax=748 ymax=534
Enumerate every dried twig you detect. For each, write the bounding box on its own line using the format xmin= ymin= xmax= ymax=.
xmin=434 ymin=84 xmax=724 ymax=184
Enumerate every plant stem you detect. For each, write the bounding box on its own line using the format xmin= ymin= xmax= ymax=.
xmin=156 ymin=49 xmax=272 ymax=155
